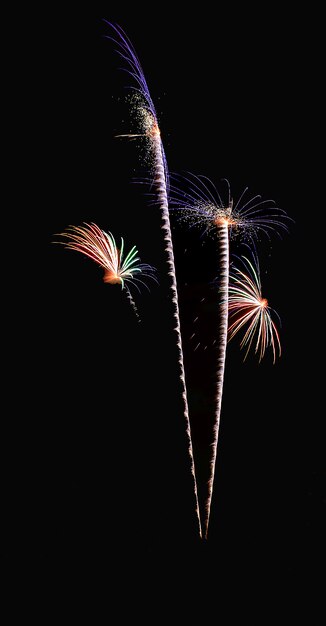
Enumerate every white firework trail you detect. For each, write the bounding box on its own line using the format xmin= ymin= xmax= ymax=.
xmin=104 ymin=21 xmax=202 ymax=537
xmin=205 ymin=222 xmax=229 ymax=539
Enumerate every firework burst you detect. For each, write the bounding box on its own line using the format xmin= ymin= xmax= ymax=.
xmin=103 ymin=22 xmax=168 ymax=180
xmin=55 ymin=222 xmax=156 ymax=319
xmin=228 ymin=254 xmax=281 ymax=363
xmin=104 ymin=22 xmax=202 ymax=536
xmin=169 ymin=172 xmax=290 ymax=241
xmin=169 ymin=172 xmax=289 ymax=539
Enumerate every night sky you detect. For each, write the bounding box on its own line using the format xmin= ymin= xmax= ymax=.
xmin=11 ymin=6 xmax=324 ymax=620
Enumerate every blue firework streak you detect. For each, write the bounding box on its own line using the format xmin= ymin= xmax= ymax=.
xmin=103 ymin=21 xmax=169 ymax=189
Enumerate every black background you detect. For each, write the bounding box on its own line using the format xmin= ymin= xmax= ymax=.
xmin=9 ymin=5 xmax=324 ymax=620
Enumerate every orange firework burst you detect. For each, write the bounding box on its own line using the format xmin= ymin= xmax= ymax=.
xmin=228 ymin=254 xmax=281 ymax=363
xmin=55 ymin=222 xmax=157 ymax=318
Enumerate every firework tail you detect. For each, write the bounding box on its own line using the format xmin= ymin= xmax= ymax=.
xmin=152 ymin=133 xmax=202 ymax=537
xmin=105 ymin=22 xmax=202 ymax=538
xmin=204 ymin=223 xmax=229 ymax=539
xmin=124 ymin=285 xmax=141 ymax=321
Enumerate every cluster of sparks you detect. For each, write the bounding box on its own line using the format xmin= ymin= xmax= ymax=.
xmin=169 ymin=173 xmax=290 ymax=242
xmin=115 ymin=94 xmax=162 ymax=174
xmin=55 ymin=22 xmax=291 ymax=543
xmin=117 ymin=93 xmax=160 ymax=141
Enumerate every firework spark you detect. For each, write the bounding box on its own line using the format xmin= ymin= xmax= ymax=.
xmin=103 ymin=22 xmax=167 ymax=177
xmin=169 ymin=173 xmax=289 ymax=539
xmin=104 ymin=22 xmax=202 ymax=537
xmin=55 ymin=222 xmax=156 ymax=318
xmin=169 ymin=172 xmax=290 ymax=241
xmin=228 ymin=254 xmax=281 ymax=363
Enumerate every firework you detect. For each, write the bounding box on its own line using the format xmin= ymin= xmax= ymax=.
xmin=169 ymin=173 xmax=290 ymax=241
xmin=104 ymin=22 xmax=202 ymax=537
xmin=103 ymin=22 xmax=168 ymax=177
xmin=228 ymin=254 xmax=281 ymax=363
xmin=55 ymin=222 xmax=156 ymax=318
xmin=169 ymin=173 xmax=289 ymax=539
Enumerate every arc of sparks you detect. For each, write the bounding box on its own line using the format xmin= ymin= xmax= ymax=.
xmin=228 ymin=254 xmax=281 ymax=363
xmin=169 ymin=172 xmax=290 ymax=539
xmin=55 ymin=222 xmax=157 ymax=318
xmin=104 ymin=22 xmax=202 ymax=537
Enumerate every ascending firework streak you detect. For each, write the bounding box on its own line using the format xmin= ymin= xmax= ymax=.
xmin=228 ymin=254 xmax=281 ymax=363
xmin=169 ymin=172 xmax=290 ymax=538
xmin=55 ymin=222 xmax=157 ymax=319
xmin=104 ymin=22 xmax=202 ymax=536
